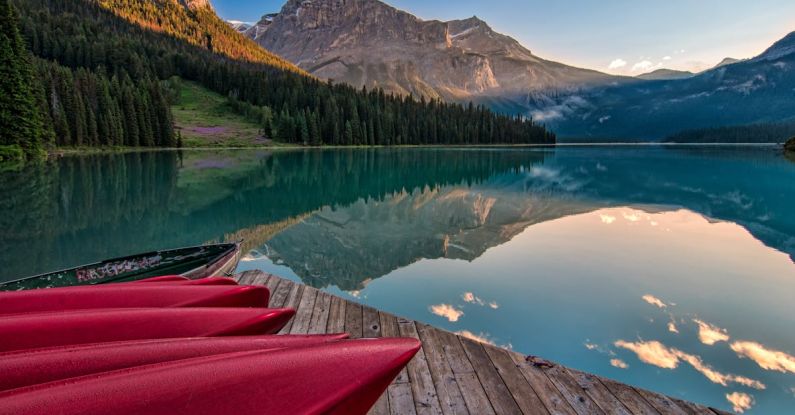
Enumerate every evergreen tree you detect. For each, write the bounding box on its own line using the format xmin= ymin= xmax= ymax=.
xmin=0 ymin=0 xmax=43 ymax=154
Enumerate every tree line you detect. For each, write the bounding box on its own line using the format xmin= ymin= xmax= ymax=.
xmin=2 ymin=0 xmax=555 ymax=158
xmin=665 ymin=120 xmax=795 ymax=144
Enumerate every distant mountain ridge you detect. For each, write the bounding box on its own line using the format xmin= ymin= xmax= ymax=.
xmin=242 ymin=0 xmax=627 ymax=107
xmin=548 ymin=30 xmax=795 ymax=140
xmin=636 ymin=68 xmax=694 ymax=80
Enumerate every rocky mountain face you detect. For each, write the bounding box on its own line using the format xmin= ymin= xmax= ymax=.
xmin=246 ymin=0 xmax=623 ymax=105
xmin=179 ymin=0 xmax=211 ymax=10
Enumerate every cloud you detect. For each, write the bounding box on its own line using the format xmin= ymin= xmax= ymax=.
xmin=429 ymin=304 xmax=463 ymax=322
xmin=631 ymin=60 xmax=658 ymax=72
xmin=730 ymin=341 xmax=795 ymax=374
xmin=608 ymin=58 xmax=627 ymax=69
xmin=726 ymin=392 xmax=754 ymax=413
xmin=693 ymin=319 xmax=730 ymax=345
xmin=600 ymin=214 xmax=617 ymax=224
xmin=611 ymin=358 xmax=629 ymax=369
xmin=456 ymin=330 xmax=496 ymax=346
xmin=668 ymin=321 xmax=679 ymax=333
xmin=663 ymin=56 xmax=672 ymax=61
xmin=614 ymin=340 xmax=765 ymax=389
xmin=462 ymin=292 xmax=499 ymax=309
xmin=642 ymin=294 xmax=668 ymax=309
xmin=615 ymin=340 xmax=679 ymax=369
xmin=623 ymin=212 xmax=642 ymax=222
xmin=676 ymin=352 xmax=764 ymax=389
xmin=585 ymin=343 xmax=599 ymax=350
xmin=462 ymin=292 xmax=484 ymax=306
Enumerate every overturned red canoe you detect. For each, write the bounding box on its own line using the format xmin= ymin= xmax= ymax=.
xmin=0 ymin=338 xmax=421 ymax=415
xmin=0 ymin=308 xmax=295 ymax=352
xmin=133 ymin=276 xmax=240 ymax=286
xmin=0 ymin=334 xmax=348 ymax=392
xmin=0 ymin=285 xmax=269 ymax=315
xmin=132 ymin=275 xmax=190 ymax=283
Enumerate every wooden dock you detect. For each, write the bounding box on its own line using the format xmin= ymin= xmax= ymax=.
xmin=235 ymin=270 xmax=731 ymax=415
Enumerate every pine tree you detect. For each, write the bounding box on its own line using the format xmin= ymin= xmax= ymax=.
xmin=0 ymin=0 xmax=43 ymax=154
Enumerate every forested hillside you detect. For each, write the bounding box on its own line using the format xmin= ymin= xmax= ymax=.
xmin=1 ymin=0 xmax=554 ymax=159
xmin=665 ymin=121 xmax=795 ymax=144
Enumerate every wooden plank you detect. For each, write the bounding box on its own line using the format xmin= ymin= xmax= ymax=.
xmin=288 ymin=287 xmax=318 ymax=334
xmin=458 ymin=338 xmax=523 ymax=414
xmin=267 ymin=278 xmax=291 ymax=308
xmin=363 ymin=306 xmax=382 ymax=338
xmin=415 ymin=323 xmax=470 ymax=415
xmin=233 ymin=270 xmax=259 ymax=285
xmin=276 ymin=282 xmax=304 ymax=334
xmin=595 ymin=377 xmax=660 ymax=415
xmin=368 ymin=393 xmax=390 ymax=415
xmin=264 ymin=274 xmax=281 ymax=298
xmin=307 ymin=291 xmax=332 ymax=334
xmin=389 ymin=383 xmax=418 ymax=415
xmin=249 ymin=271 xmax=271 ymax=286
xmin=434 ymin=328 xmax=495 ymax=415
xmin=381 ymin=313 xmax=410 ymax=384
xmin=345 ymin=301 xmax=364 ymax=339
xmin=671 ymin=398 xmax=714 ymax=415
xmin=326 ymin=295 xmax=347 ymax=333
xmin=508 ymin=352 xmax=577 ymax=415
xmin=397 ymin=320 xmax=444 ymax=415
xmin=598 ymin=376 xmax=660 ymax=415
xmin=483 ymin=345 xmax=550 ymax=415
xmin=633 ymin=389 xmax=689 ymax=415
xmin=566 ymin=368 xmax=631 ymax=415
xmin=544 ymin=365 xmax=605 ymax=415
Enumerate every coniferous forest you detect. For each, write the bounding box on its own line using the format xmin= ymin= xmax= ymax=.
xmin=0 ymin=0 xmax=555 ymax=158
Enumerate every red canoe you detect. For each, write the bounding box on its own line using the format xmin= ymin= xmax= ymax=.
xmin=0 ymin=308 xmax=295 ymax=352
xmin=132 ymin=275 xmax=190 ymax=283
xmin=0 ymin=338 xmax=421 ymax=415
xmin=132 ymin=276 xmax=240 ymax=286
xmin=0 ymin=334 xmax=348 ymax=392
xmin=0 ymin=285 xmax=269 ymax=315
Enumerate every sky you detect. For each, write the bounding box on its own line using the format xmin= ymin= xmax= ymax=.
xmin=213 ymin=0 xmax=795 ymax=75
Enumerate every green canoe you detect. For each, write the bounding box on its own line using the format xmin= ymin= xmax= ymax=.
xmin=0 ymin=243 xmax=241 ymax=291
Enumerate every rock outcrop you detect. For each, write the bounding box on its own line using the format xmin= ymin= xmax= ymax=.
xmin=247 ymin=0 xmax=622 ymax=104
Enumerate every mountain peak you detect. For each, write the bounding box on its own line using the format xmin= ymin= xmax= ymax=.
xmin=754 ymin=31 xmax=795 ymax=61
xmin=248 ymin=0 xmax=619 ymax=101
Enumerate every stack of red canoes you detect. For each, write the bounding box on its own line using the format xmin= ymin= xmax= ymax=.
xmin=0 ymin=275 xmax=420 ymax=415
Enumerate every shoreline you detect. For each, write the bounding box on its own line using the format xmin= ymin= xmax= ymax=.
xmin=46 ymin=141 xmax=785 ymax=156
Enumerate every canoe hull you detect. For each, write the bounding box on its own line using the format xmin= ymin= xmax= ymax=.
xmin=0 ymin=285 xmax=270 ymax=316
xmin=0 ymin=243 xmax=242 ymax=291
xmin=0 ymin=339 xmax=421 ymax=415
xmin=0 ymin=335 xmax=349 ymax=392
xmin=0 ymin=308 xmax=295 ymax=352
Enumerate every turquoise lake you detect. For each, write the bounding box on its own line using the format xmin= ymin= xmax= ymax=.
xmin=1 ymin=146 xmax=794 ymax=413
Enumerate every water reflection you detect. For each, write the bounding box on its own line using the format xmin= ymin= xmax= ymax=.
xmin=1 ymin=146 xmax=794 ymax=413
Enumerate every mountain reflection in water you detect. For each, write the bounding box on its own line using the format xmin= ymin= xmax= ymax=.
xmin=1 ymin=146 xmax=794 ymax=413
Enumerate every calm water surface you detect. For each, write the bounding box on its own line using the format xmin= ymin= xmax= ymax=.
xmin=1 ymin=147 xmax=794 ymax=414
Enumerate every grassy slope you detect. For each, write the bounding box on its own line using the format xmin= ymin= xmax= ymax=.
xmin=171 ymin=80 xmax=270 ymax=147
